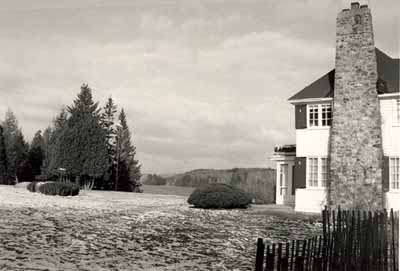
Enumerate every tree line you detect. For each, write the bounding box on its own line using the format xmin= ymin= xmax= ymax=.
xmin=0 ymin=84 xmax=141 ymax=192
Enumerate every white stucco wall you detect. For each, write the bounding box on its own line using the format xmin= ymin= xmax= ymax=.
xmin=294 ymin=188 xmax=326 ymax=213
xmin=380 ymin=98 xmax=400 ymax=157
xmin=296 ymin=128 xmax=330 ymax=157
xmin=296 ymin=97 xmax=400 ymax=158
xmin=291 ymin=97 xmax=399 ymax=213
xmin=386 ymin=191 xmax=400 ymax=211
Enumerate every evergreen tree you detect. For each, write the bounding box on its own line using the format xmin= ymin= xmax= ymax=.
xmin=101 ymin=97 xmax=117 ymax=190
xmin=13 ymin=130 xmax=29 ymax=181
xmin=1 ymin=110 xmax=28 ymax=181
xmin=52 ymin=84 xmax=109 ymax=185
xmin=46 ymin=108 xmax=68 ymax=175
xmin=115 ymin=109 xmax=141 ymax=192
xmin=0 ymin=125 xmax=8 ymax=184
xmin=28 ymin=130 xmax=44 ymax=177
xmin=101 ymin=97 xmax=117 ymax=154
xmin=40 ymin=126 xmax=52 ymax=175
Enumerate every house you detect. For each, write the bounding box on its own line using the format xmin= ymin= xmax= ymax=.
xmin=271 ymin=2 xmax=399 ymax=213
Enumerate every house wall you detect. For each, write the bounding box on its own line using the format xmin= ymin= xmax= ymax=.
xmin=296 ymin=97 xmax=400 ymax=157
xmin=292 ymin=97 xmax=399 ymax=212
xmin=386 ymin=192 xmax=400 ymax=211
xmin=295 ymin=188 xmax=326 ymax=213
xmin=380 ymin=98 xmax=400 ymax=156
xmin=296 ymin=128 xmax=330 ymax=157
xmin=381 ymin=97 xmax=400 ymax=211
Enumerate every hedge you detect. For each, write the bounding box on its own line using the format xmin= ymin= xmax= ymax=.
xmin=27 ymin=181 xmax=80 ymax=196
xmin=187 ymin=184 xmax=252 ymax=209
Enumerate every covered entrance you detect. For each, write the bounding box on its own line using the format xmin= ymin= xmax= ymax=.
xmin=271 ymin=145 xmax=295 ymax=206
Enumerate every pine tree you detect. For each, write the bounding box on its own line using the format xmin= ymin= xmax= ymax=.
xmin=40 ymin=126 xmax=52 ymax=175
xmin=46 ymin=108 xmax=68 ymax=175
xmin=115 ymin=109 xmax=141 ymax=192
xmin=0 ymin=125 xmax=8 ymax=184
xmin=28 ymin=130 xmax=44 ymax=177
xmin=101 ymin=97 xmax=117 ymax=154
xmin=52 ymin=84 xmax=109 ymax=185
xmin=101 ymin=97 xmax=118 ymax=190
xmin=13 ymin=130 xmax=29 ymax=182
xmin=1 ymin=110 xmax=28 ymax=181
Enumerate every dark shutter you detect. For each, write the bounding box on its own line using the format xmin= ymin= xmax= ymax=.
xmin=293 ymin=157 xmax=307 ymax=192
xmin=292 ymin=165 xmax=295 ymax=195
xmin=382 ymin=156 xmax=389 ymax=192
xmin=295 ymin=104 xmax=307 ymax=129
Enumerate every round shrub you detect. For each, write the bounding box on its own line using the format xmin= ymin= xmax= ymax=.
xmin=27 ymin=181 xmax=37 ymax=192
xmin=38 ymin=182 xmax=80 ymax=196
xmin=187 ymin=184 xmax=252 ymax=209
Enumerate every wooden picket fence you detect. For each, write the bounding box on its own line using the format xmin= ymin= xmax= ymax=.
xmin=255 ymin=207 xmax=399 ymax=271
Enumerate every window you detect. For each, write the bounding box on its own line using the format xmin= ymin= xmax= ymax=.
xmin=308 ymin=158 xmax=318 ymax=187
xmin=307 ymin=157 xmax=328 ymax=188
xmin=321 ymin=104 xmax=332 ymax=126
xmin=320 ymin=158 xmax=328 ymax=187
xmin=390 ymin=157 xmax=399 ymax=190
xmin=308 ymin=105 xmax=319 ymax=127
xmin=307 ymin=104 xmax=332 ymax=128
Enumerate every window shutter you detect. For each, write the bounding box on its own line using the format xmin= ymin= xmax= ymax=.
xmin=382 ymin=156 xmax=389 ymax=192
xmin=292 ymin=165 xmax=295 ymax=195
xmin=295 ymin=104 xmax=307 ymax=129
xmin=293 ymin=157 xmax=306 ymax=192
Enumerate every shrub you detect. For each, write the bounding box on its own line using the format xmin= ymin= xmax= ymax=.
xmin=38 ymin=182 xmax=80 ymax=196
xmin=187 ymin=184 xmax=252 ymax=209
xmin=27 ymin=181 xmax=37 ymax=192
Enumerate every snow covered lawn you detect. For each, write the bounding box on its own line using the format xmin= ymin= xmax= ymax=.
xmin=0 ymin=185 xmax=320 ymax=270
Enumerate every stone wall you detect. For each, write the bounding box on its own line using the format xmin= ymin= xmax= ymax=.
xmin=328 ymin=3 xmax=383 ymax=210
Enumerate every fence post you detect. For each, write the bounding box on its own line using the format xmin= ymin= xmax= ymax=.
xmin=281 ymin=242 xmax=289 ymax=271
xmin=255 ymin=238 xmax=265 ymax=271
xmin=277 ymin=243 xmax=282 ymax=271
xmin=390 ymin=209 xmax=396 ymax=271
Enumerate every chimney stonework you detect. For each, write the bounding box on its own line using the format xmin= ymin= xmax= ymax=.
xmin=328 ymin=5 xmax=384 ymax=210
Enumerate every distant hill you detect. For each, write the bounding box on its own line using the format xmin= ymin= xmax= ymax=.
xmin=142 ymin=168 xmax=276 ymax=204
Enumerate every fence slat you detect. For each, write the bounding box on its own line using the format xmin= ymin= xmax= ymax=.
xmin=254 ymin=208 xmax=399 ymax=271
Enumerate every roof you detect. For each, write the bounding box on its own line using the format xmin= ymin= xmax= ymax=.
xmin=288 ymin=48 xmax=399 ymax=101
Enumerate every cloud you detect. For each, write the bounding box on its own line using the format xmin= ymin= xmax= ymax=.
xmin=0 ymin=1 xmax=398 ymax=173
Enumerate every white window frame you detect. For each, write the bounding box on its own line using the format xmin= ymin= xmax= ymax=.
xmin=308 ymin=105 xmax=319 ymax=128
xmin=307 ymin=103 xmax=332 ymax=128
xmin=307 ymin=157 xmax=328 ymax=189
xmin=320 ymin=158 xmax=328 ymax=187
xmin=389 ymin=157 xmax=400 ymax=191
xmin=321 ymin=104 xmax=332 ymax=127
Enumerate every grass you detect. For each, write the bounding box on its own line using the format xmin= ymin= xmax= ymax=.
xmin=0 ymin=185 xmax=321 ymax=270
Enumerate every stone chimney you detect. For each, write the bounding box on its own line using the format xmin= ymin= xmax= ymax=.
xmin=328 ymin=4 xmax=383 ymax=210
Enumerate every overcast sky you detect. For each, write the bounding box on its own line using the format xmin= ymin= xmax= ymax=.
xmin=0 ymin=0 xmax=398 ymax=174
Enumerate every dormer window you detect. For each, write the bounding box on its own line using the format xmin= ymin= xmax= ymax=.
xmin=307 ymin=104 xmax=332 ymax=128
